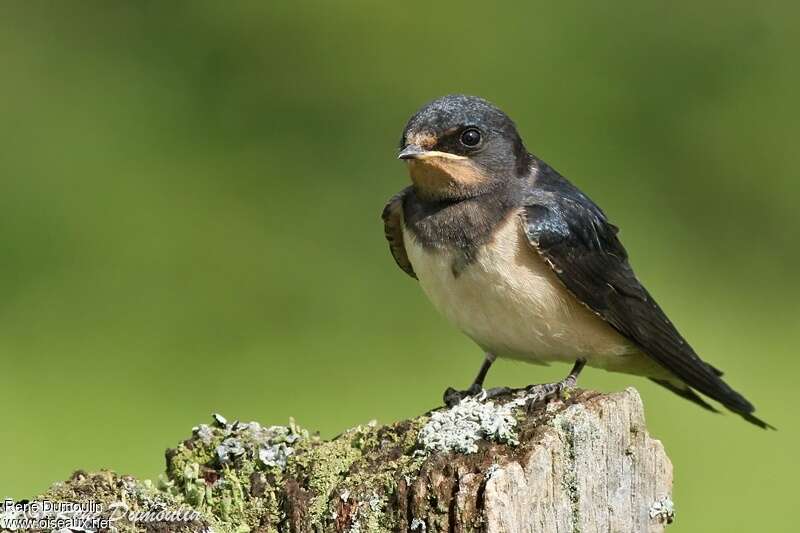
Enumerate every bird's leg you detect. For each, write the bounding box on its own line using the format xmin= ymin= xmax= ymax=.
xmin=443 ymin=352 xmax=509 ymax=407
xmin=525 ymin=359 xmax=587 ymax=410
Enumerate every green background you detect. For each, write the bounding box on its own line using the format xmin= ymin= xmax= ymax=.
xmin=1 ymin=2 xmax=797 ymax=531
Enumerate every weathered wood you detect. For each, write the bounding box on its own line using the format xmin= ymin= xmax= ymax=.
xmin=481 ymin=388 xmax=673 ymax=533
xmin=17 ymin=388 xmax=673 ymax=532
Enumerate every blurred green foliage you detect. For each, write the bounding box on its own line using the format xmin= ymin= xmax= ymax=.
xmin=1 ymin=1 xmax=797 ymax=531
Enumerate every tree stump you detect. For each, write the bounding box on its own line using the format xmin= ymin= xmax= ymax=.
xmin=9 ymin=388 xmax=673 ymax=532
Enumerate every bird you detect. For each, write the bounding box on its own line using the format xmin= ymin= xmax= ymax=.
xmin=382 ymin=94 xmax=771 ymax=429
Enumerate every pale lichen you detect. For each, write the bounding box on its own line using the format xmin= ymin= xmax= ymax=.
xmin=484 ymin=463 xmax=501 ymax=481
xmin=649 ymin=496 xmax=675 ymax=524
xmin=334 ymin=490 xmax=386 ymax=533
xmin=410 ymin=517 xmax=427 ymax=530
xmin=418 ymin=400 xmax=511 ymax=454
xmin=165 ymin=414 xmax=309 ymax=531
xmin=417 ymin=394 xmax=528 ymax=454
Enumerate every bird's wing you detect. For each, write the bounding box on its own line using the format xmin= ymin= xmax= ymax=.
xmin=521 ymin=164 xmax=768 ymax=427
xmin=382 ymin=187 xmax=416 ymax=279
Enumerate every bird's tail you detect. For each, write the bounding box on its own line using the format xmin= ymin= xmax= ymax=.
xmin=650 ymin=378 xmax=775 ymax=430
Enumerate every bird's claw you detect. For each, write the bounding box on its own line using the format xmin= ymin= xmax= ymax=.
xmin=443 ymin=383 xmax=483 ymax=407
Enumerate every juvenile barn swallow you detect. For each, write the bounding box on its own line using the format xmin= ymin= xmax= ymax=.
xmin=383 ymin=95 xmax=770 ymax=428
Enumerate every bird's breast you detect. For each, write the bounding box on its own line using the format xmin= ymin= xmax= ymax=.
xmin=402 ymin=212 xmax=639 ymax=366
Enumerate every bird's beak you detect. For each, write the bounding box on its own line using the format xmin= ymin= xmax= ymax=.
xmin=398 ymin=145 xmax=468 ymax=161
xmin=398 ymin=144 xmax=425 ymax=160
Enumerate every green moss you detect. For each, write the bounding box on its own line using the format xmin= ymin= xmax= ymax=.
xmin=38 ymin=470 xmax=218 ymax=532
xmin=330 ymin=419 xmax=429 ymax=532
xmin=287 ymin=423 xmax=374 ymax=525
xmin=161 ymin=416 xmax=309 ymax=531
xmin=554 ymin=408 xmax=595 ymax=533
xmin=29 ymin=411 xmax=436 ymax=533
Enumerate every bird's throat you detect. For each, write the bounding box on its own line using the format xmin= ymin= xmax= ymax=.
xmin=406 ymin=158 xmax=491 ymax=201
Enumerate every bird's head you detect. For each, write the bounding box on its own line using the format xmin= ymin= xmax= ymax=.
xmin=398 ymin=95 xmax=530 ymax=201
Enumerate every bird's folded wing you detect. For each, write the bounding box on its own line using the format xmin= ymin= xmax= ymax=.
xmin=382 ymin=187 xmax=416 ymax=279
xmin=520 ymin=172 xmax=755 ymax=417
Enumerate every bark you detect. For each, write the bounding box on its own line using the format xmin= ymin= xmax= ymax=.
xmin=16 ymin=387 xmax=673 ymax=533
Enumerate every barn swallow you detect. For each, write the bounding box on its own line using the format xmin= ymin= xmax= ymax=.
xmin=383 ymin=94 xmax=771 ymax=428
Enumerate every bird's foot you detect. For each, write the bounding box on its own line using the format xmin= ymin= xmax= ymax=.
xmin=443 ymin=384 xmax=511 ymax=407
xmin=443 ymin=383 xmax=481 ymax=407
xmin=523 ymin=374 xmax=579 ymax=411
xmin=523 ymin=359 xmax=586 ymax=411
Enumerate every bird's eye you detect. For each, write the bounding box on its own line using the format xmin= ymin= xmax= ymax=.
xmin=460 ymin=128 xmax=481 ymax=147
